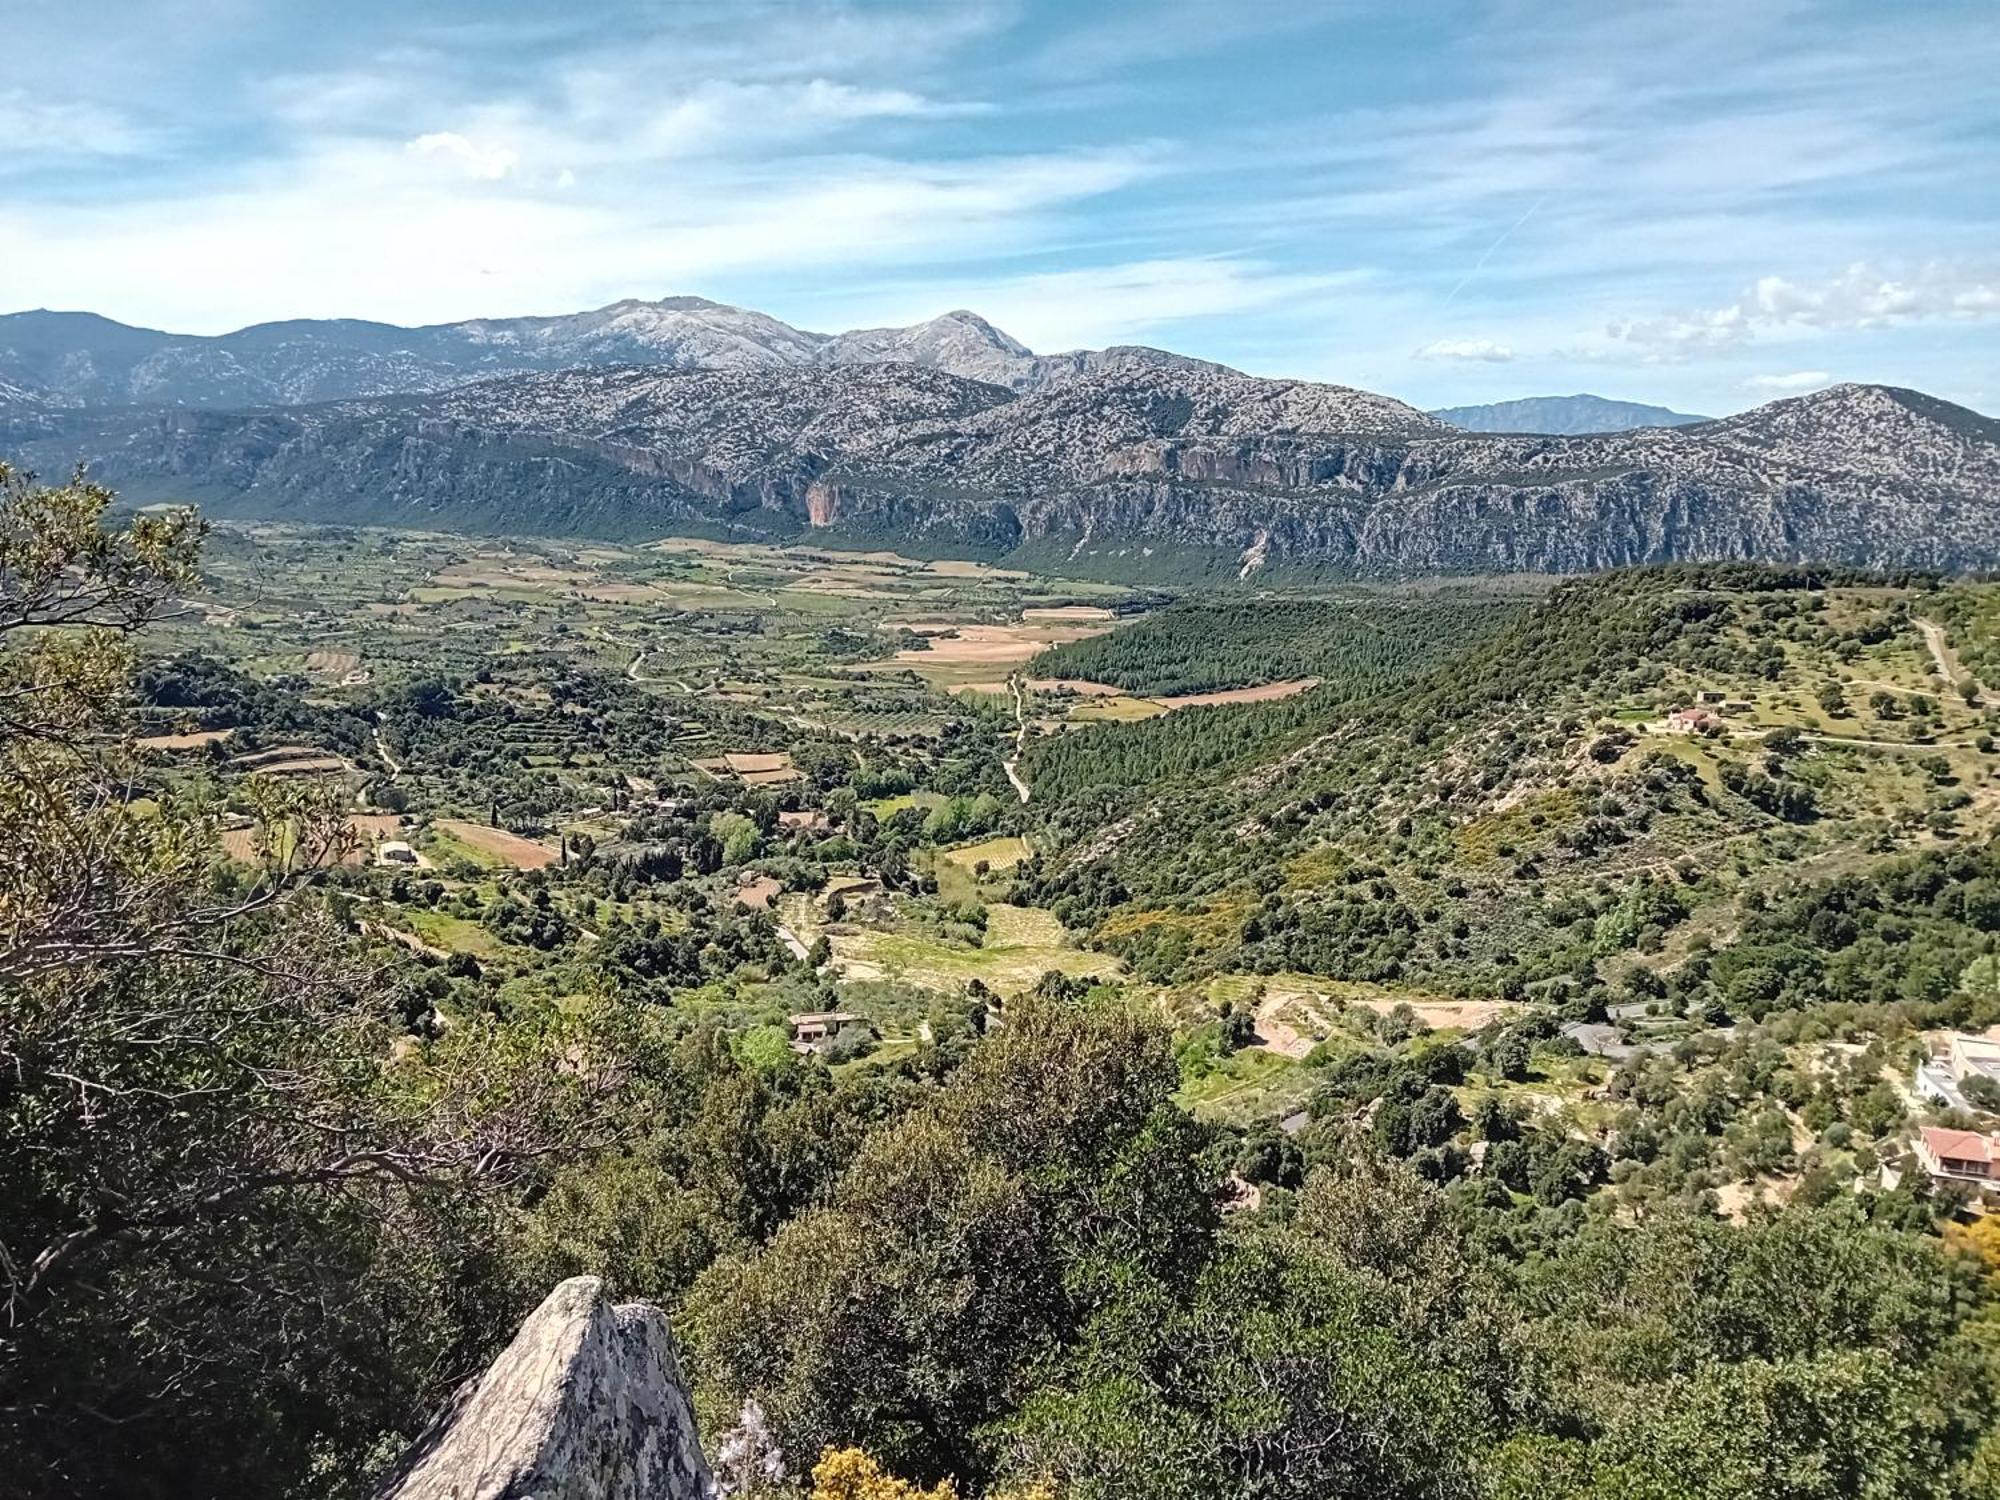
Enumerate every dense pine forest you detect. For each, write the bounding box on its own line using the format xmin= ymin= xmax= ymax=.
xmin=1029 ymin=593 xmax=1521 ymax=696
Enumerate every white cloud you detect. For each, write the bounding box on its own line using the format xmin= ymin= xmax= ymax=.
xmin=1412 ymin=338 xmax=1514 ymax=363
xmin=0 ymin=139 xmax=1153 ymax=333
xmin=1742 ymin=263 xmax=2000 ymax=329
xmin=1744 ymin=370 xmax=1832 ymax=394
xmin=1613 ymin=263 xmax=2000 ymax=355
xmin=406 ymin=131 xmax=519 ymax=181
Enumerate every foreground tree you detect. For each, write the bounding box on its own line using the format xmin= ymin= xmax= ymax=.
xmin=0 ymin=468 xmax=620 ymax=1498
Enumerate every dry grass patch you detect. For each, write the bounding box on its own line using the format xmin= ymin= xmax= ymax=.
xmin=1071 ymin=696 xmax=1167 ymax=723
xmin=135 ymin=728 xmax=233 ymax=750
xmin=942 ymin=835 xmax=1032 ymax=871
xmin=831 ymin=904 xmax=1121 ymax=995
xmin=433 ymin=820 xmax=560 ymax=869
xmin=1022 ymin=606 xmax=1116 ymax=622
xmin=724 ymin=752 xmax=793 ymax=775
xmin=736 ymin=876 xmax=782 ymax=910
xmin=1151 ymin=677 xmax=1322 ymax=709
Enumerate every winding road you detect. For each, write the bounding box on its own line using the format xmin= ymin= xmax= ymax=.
xmin=1003 ymin=675 xmax=1031 ymax=803
xmin=373 ymin=718 xmax=403 ymax=780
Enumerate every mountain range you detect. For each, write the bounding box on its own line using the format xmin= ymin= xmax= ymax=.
xmin=3 ymin=295 xmax=1997 ymax=581
xmin=0 ymin=299 xmax=1221 ymax=408
xmin=1429 ymin=394 xmax=1710 ymax=434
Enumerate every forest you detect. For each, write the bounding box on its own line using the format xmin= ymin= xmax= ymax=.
xmin=1028 ymin=593 xmax=1519 ymax=696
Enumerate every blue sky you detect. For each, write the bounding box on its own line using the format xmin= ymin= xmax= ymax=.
xmin=2 ymin=0 xmax=1995 ymax=413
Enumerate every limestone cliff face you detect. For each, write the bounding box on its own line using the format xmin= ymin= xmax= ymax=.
xmin=377 ymin=1277 xmax=712 ymax=1500
xmin=10 ymin=367 xmax=1996 ymax=580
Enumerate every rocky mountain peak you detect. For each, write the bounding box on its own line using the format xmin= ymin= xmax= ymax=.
xmin=815 ymin=308 xmax=1043 ymax=387
xmin=926 ymin=308 xmax=1033 ymax=351
xmin=1707 ymin=382 xmax=2000 ymax=487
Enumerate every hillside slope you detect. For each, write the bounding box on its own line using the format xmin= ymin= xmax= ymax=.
xmin=1017 ymin=566 xmax=2000 ymax=1000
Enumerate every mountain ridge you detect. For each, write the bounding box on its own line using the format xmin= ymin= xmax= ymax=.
xmin=11 ymin=363 xmax=1993 ymax=582
xmin=0 ymin=296 xmax=1219 ymax=408
xmin=1432 ymin=393 xmax=1711 ymax=434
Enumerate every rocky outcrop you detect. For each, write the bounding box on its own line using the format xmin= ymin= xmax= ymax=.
xmin=377 ymin=1277 xmax=712 ymax=1500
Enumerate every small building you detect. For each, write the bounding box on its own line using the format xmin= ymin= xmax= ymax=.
xmin=1666 ymin=708 xmax=1723 ymax=733
xmin=788 ymin=1011 xmax=863 ymax=1053
xmin=1914 ymin=1033 xmax=2000 ymax=1112
xmin=1914 ymin=1126 xmax=1999 ymax=1191
xmin=377 ymin=840 xmax=419 ymax=866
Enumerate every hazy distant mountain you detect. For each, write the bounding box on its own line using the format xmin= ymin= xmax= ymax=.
xmin=0 ymin=297 xmax=1221 ymax=408
xmin=1432 ymin=394 xmax=1711 ymax=434
xmin=15 ymin=362 xmax=1997 ymax=581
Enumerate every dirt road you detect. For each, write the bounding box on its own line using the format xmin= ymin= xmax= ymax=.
xmin=1003 ymin=675 xmax=1031 ymax=802
xmin=1916 ymin=617 xmax=1991 ymax=706
xmin=775 ymin=923 xmax=812 ymax=963
xmin=373 ymin=719 xmax=403 ymax=780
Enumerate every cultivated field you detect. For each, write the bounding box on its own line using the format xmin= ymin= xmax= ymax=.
xmin=431 ymin=820 xmax=560 ymax=869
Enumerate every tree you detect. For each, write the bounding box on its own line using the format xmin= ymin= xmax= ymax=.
xmin=685 ymin=995 xmax=1214 ymax=1487
xmin=1489 ymin=1029 xmax=1533 ymax=1082
xmin=0 ymin=468 xmax=619 ymax=1497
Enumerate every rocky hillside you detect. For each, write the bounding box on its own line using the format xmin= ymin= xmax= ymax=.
xmin=9 ymin=367 xmax=1996 ymax=578
xmin=0 ymin=298 xmax=1214 ymax=406
xmin=1433 ymin=393 xmax=1710 ymax=434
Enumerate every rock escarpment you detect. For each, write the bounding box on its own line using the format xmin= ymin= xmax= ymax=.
xmin=378 ymin=1277 xmax=711 ymax=1500
xmin=8 ymin=365 xmax=1996 ymax=580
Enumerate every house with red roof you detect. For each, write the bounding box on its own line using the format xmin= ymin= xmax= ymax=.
xmin=1914 ymin=1126 xmax=1999 ymax=1191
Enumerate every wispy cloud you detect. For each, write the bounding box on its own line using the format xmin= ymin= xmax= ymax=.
xmin=1412 ymin=338 xmax=1515 ymax=363
xmin=829 ymin=257 xmax=1363 ymax=352
xmin=0 ymin=89 xmax=150 ymax=161
xmin=0 ymin=137 xmax=1154 ymax=331
xmin=1744 ymin=370 xmax=1833 ymax=393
